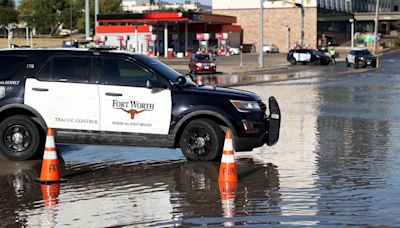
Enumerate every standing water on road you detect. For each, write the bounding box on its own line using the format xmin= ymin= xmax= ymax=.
xmin=1 ymin=53 xmax=400 ymax=226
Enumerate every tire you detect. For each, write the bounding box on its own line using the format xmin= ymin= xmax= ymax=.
xmin=0 ymin=115 xmax=42 ymax=160
xmin=346 ymin=59 xmax=350 ymax=67
xmin=289 ymin=58 xmax=297 ymax=65
xmin=179 ymin=118 xmax=224 ymax=161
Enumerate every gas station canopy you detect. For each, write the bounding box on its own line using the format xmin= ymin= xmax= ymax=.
xmin=97 ymin=12 xmax=237 ymax=24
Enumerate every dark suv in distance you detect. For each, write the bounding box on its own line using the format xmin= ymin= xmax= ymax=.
xmin=0 ymin=48 xmax=281 ymax=161
xmin=346 ymin=49 xmax=377 ymax=68
xmin=287 ymin=49 xmax=330 ymax=65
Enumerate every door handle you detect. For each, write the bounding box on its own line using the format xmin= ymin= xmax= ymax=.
xmin=32 ymin=88 xmax=49 ymax=92
xmin=105 ymin=92 xmax=123 ymax=97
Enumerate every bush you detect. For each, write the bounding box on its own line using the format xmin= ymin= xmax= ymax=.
xmin=396 ymin=36 xmax=400 ymax=46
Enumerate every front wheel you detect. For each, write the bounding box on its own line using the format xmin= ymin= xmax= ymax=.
xmin=179 ymin=119 xmax=224 ymax=161
xmin=0 ymin=115 xmax=42 ymax=160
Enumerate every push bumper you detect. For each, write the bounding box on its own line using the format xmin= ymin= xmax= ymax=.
xmin=235 ymin=96 xmax=281 ymax=151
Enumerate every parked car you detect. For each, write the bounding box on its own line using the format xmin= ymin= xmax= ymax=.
xmin=346 ymin=49 xmax=377 ymax=68
xmin=189 ymin=53 xmax=217 ymax=73
xmin=263 ymin=44 xmax=279 ymax=53
xmin=0 ymin=47 xmax=281 ymax=161
xmin=287 ymin=49 xmax=330 ymax=65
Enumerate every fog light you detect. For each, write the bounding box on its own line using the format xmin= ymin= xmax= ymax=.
xmin=242 ymin=120 xmax=249 ymax=132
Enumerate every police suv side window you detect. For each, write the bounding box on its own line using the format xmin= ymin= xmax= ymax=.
xmin=37 ymin=56 xmax=91 ymax=83
xmin=0 ymin=56 xmax=28 ymax=80
xmin=102 ymin=57 xmax=155 ymax=87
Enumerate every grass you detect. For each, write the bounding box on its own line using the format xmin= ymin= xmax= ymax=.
xmin=0 ymin=35 xmax=86 ymax=49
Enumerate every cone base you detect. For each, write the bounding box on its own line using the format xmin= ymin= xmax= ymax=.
xmin=34 ymin=178 xmax=67 ymax=184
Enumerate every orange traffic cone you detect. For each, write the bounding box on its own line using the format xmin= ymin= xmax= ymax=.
xmin=218 ymin=129 xmax=238 ymax=183
xmin=37 ymin=128 xmax=63 ymax=183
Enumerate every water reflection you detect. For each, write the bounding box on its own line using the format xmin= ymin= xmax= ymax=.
xmin=0 ymin=152 xmax=280 ymax=227
xmin=194 ymin=72 xmax=320 ymax=87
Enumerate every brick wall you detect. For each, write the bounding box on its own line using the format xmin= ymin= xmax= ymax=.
xmin=213 ymin=8 xmax=317 ymax=53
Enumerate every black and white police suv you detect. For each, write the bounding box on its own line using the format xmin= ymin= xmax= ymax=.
xmin=0 ymin=48 xmax=281 ymax=161
xmin=346 ymin=49 xmax=377 ymax=68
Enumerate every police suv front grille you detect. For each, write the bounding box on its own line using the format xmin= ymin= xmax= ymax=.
xmin=258 ymin=100 xmax=267 ymax=112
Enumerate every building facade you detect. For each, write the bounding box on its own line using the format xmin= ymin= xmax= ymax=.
xmin=122 ymin=0 xmax=211 ymax=13
xmin=213 ymin=0 xmax=392 ymax=52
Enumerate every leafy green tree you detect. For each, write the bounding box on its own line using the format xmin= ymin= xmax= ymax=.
xmin=0 ymin=0 xmax=18 ymax=27
xmin=18 ymin=0 xmax=69 ymax=35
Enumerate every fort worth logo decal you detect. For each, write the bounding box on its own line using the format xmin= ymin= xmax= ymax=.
xmin=113 ymin=100 xmax=154 ymax=119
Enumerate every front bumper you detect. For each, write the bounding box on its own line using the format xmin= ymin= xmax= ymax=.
xmin=235 ymin=96 xmax=281 ymax=151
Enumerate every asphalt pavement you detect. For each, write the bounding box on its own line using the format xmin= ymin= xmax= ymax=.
xmin=0 ymin=48 xmax=400 ymax=227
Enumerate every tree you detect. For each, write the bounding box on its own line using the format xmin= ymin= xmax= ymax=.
xmin=0 ymin=0 xmax=18 ymax=27
xmin=18 ymin=0 xmax=68 ymax=35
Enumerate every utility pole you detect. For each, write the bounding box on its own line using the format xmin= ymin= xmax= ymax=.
xmin=95 ymin=0 xmax=99 ymax=29
xmin=300 ymin=0 xmax=304 ymax=48
xmin=85 ymin=0 xmax=90 ymax=39
xmin=373 ymin=0 xmax=380 ymax=54
xmin=349 ymin=18 xmax=354 ymax=49
xmin=259 ymin=0 xmax=264 ymax=68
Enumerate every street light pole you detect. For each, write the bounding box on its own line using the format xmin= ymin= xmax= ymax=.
xmin=259 ymin=0 xmax=264 ymax=68
xmin=85 ymin=0 xmax=90 ymax=39
xmin=300 ymin=0 xmax=304 ymax=48
xmin=349 ymin=18 xmax=354 ymax=49
xmin=373 ymin=0 xmax=380 ymax=54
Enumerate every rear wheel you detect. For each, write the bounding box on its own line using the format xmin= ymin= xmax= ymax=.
xmin=289 ymin=58 xmax=297 ymax=65
xmin=179 ymin=119 xmax=224 ymax=161
xmin=0 ymin=115 xmax=42 ymax=160
xmin=346 ymin=58 xmax=350 ymax=67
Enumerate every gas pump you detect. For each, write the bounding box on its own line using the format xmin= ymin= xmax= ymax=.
xmin=145 ymin=34 xmax=156 ymax=56
xmin=196 ymin=33 xmax=210 ymax=54
xmin=216 ymin=33 xmax=228 ymax=56
xmin=93 ymin=35 xmax=107 ymax=46
xmin=117 ymin=35 xmax=128 ymax=50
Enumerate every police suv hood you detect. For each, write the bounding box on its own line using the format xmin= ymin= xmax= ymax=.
xmin=182 ymin=85 xmax=261 ymax=101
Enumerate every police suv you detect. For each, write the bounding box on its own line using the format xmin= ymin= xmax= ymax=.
xmin=0 ymin=48 xmax=281 ymax=161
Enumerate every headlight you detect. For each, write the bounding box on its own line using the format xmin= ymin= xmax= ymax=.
xmin=360 ymin=57 xmax=364 ymax=60
xmin=230 ymin=100 xmax=261 ymax=112
xmin=210 ymin=63 xmax=216 ymax=66
xmin=195 ymin=62 xmax=202 ymax=67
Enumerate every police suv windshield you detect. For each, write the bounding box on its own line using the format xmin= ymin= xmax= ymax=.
xmin=355 ymin=50 xmax=372 ymax=56
xmin=134 ymin=54 xmax=196 ymax=86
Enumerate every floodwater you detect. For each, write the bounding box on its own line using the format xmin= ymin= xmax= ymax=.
xmin=1 ymin=51 xmax=400 ymax=227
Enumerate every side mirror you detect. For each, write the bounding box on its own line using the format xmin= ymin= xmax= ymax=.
xmin=146 ymin=79 xmax=167 ymax=89
xmin=174 ymin=76 xmax=186 ymax=86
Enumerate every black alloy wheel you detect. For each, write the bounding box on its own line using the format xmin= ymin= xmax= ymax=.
xmin=179 ymin=119 xmax=224 ymax=161
xmin=0 ymin=115 xmax=42 ymax=160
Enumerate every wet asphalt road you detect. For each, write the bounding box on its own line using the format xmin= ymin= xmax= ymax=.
xmin=1 ymin=51 xmax=400 ymax=227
